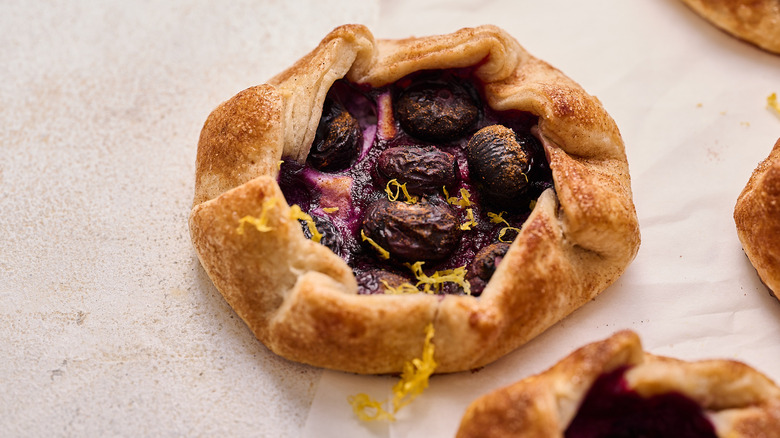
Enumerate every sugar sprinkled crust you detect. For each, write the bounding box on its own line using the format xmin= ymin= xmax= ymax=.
xmin=456 ymin=330 xmax=780 ymax=438
xmin=734 ymin=138 xmax=780 ymax=299
xmin=680 ymin=0 xmax=780 ymax=54
xmin=189 ymin=25 xmax=641 ymax=374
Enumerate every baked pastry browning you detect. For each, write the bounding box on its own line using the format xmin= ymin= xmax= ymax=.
xmin=680 ymin=0 xmax=780 ymax=54
xmin=456 ymin=330 xmax=780 ymax=438
xmin=189 ymin=25 xmax=640 ymax=374
xmin=735 ymin=137 xmax=780 ymax=299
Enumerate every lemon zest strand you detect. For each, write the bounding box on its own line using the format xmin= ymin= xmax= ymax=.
xmin=361 ymin=230 xmax=390 ymax=260
xmin=444 ymin=187 xmax=472 ymax=207
xmin=381 ymin=280 xmax=420 ymax=295
xmin=391 ymin=323 xmax=437 ymax=412
xmin=236 ymin=197 xmax=278 ymax=234
xmin=460 ymin=208 xmax=477 ymax=231
xmin=289 ymin=205 xmax=322 ymax=243
xmin=348 ymin=394 xmax=396 ymax=422
xmin=487 ymin=211 xmax=509 ymax=226
xmin=385 ymin=179 xmax=418 ymax=204
xmin=498 ymin=227 xmax=521 ymax=243
xmin=405 ymin=261 xmax=471 ymax=295
xmin=348 ymin=324 xmax=438 ymax=422
xmin=489 ymin=211 xmax=521 ymax=243
xmin=322 ymin=207 xmax=339 ymax=214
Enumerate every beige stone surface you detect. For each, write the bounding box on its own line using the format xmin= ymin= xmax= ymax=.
xmin=0 ymin=1 xmax=376 ymax=436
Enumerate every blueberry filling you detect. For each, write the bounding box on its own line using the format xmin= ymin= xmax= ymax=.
xmin=278 ymin=69 xmax=554 ymax=295
xmin=565 ymin=367 xmax=718 ymax=438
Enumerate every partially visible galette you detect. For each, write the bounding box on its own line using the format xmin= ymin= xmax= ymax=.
xmin=734 ymin=137 xmax=780 ymax=299
xmin=189 ymin=25 xmax=640 ymax=374
xmin=457 ymin=330 xmax=780 ymax=438
xmin=680 ymin=0 xmax=780 ymax=54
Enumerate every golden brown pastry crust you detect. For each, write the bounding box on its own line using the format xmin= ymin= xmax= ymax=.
xmin=734 ymin=138 xmax=780 ymax=298
xmin=680 ymin=0 xmax=780 ymax=54
xmin=189 ymin=25 xmax=641 ymax=374
xmin=456 ymin=330 xmax=780 ymax=438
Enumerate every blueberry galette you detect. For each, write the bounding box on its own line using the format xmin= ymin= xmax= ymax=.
xmin=189 ymin=25 xmax=640 ymax=374
xmin=457 ymin=331 xmax=780 ymax=438
xmin=680 ymin=0 xmax=780 ymax=54
xmin=734 ymin=137 xmax=780 ymax=299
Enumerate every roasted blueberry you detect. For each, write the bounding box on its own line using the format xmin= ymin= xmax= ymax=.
xmin=362 ymin=197 xmax=461 ymax=262
xmin=355 ymin=269 xmax=412 ymax=295
xmin=467 ymin=124 xmax=538 ymax=205
xmin=307 ymin=98 xmax=362 ymax=172
xmin=376 ymin=146 xmax=458 ymax=194
xmin=466 ymin=243 xmax=510 ymax=296
xmin=300 ymin=215 xmax=342 ymax=255
xmin=394 ymin=81 xmax=479 ymax=142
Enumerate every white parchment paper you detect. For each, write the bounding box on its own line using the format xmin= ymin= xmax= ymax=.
xmin=303 ymin=1 xmax=780 ymax=437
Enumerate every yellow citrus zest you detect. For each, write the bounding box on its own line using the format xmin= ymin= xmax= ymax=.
xmin=289 ymin=205 xmax=322 ymax=243
xmin=277 ymin=160 xmax=284 ymax=170
xmin=489 ymin=211 xmax=521 ymax=243
xmin=385 ymin=179 xmax=418 ymax=204
xmin=405 ymin=261 xmax=471 ymax=295
xmin=498 ymin=226 xmax=521 ymax=243
xmin=460 ymin=208 xmax=477 ymax=231
xmin=361 ymin=230 xmax=390 ymax=260
xmin=348 ymin=324 xmax=437 ymax=422
xmin=322 ymin=207 xmax=339 ymax=214
xmin=391 ymin=323 xmax=437 ymax=412
xmin=488 ymin=211 xmax=508 ymax=225
xmin=236 ymin=197 xmax=278 ymax=234
xmin=443 ymin=186 xmax=472 ymax=207
xmin=381 ymin=280 xmax=420 ymax=295
xmin=347 ymin=393 xmax=396 ymax=422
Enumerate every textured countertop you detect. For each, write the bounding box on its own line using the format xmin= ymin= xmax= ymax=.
xmin=2 ymin=1 xmax=779 ymax=437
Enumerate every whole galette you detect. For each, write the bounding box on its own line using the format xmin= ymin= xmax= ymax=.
xmin=189 ymin=25 xmax=641 ymax=374
xmin=457 ymin=330 xmax=780 ymax=437
xmin=680 ymin=0 xmax=780 ymax=54
xmin=734 ymin=137 xmax=780 ymax=299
